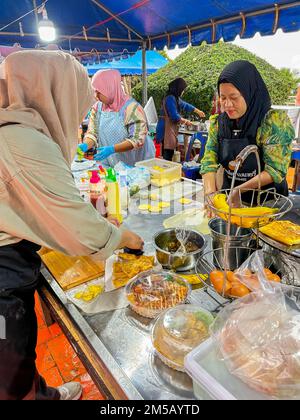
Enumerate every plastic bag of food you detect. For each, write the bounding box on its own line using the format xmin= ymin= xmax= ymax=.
xmin=211 ymin=270 xmax=300 ymax=399
xmin=163 ymin=207 xmax=210 ymax=235
xmin=114 ymin=161 xmax=151 ymax=195
xmin=231 ymin=249 xmax=281 ymax=294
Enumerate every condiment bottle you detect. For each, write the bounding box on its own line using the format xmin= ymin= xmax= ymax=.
xmin=106 ymin=168 xmax=123 ymax=224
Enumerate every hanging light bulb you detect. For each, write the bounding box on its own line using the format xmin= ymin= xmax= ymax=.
xmin=38 ymin=7 xmax=56 ymax=42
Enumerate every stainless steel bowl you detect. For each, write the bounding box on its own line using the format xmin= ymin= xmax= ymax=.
xmin=209 ymin=218 xmax=254 ymax=269
xmin=153 ymin=228 xmax=206 ymax=272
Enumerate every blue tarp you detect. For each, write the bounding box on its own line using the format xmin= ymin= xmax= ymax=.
xmin=0 ymin=0 xmax=299 ymax=54
xmin=85 ymin=50 xmax=168 ymax=75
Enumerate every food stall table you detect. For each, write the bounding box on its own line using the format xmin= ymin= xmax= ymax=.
xmin=39 ymin=189 xmax=228 ymax=400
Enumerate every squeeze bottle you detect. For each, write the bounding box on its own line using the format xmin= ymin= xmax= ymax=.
xmin=106 ymin=168 xmax=123 ymax=224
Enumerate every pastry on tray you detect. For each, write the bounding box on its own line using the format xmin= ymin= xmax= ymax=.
xmin=260 ymin=220 xmax=300 ymax=247
xmin=112 ymin=253 xmax=155 ymax=288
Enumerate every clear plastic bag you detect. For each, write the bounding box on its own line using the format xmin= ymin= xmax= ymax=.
xmin=211 ymin=252 xmax=300 ymax=399
xmin=114 ymin=161 xmax=151 ymax=194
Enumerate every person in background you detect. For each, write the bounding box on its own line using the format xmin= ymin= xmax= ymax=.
xmin=296 ymin=84 xmax=300 ymax=106
xmin=156 ymin=78 xmax=205 ymax=161
xmin=0 ymin=51 xmax=143 ymax=400
xmin=211 ymin=90 xmax=222 ymax=115
xmin=78 ymin=69 xmax=155 ymax=167
xmin=201 ymin=60 xmax=294 ymax=209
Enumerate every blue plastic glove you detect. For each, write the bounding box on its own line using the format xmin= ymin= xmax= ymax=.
xmin=94 ymin=146 xmax=115 ymax=161
xmin=77 ymin=143 xmax=89 ymax=154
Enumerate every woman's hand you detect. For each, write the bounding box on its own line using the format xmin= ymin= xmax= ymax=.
xmin=195 ymin=109 xmax=206 ymax=119
xmin=181 ymin=119 xmax=193 ymax=127
xmin=118 ymin=230 xmax=144 ymax=250
xmin=203 ymin=173 xmax=218 ymax=218
xmin=204 ymin=193 xmax=215 ymax=219
xmin=94 ymin=146 xmax=115 ymax=161
xmin=77 ymin=143 xmax=88 ymax=154
xmin=227 ymin=189 xmax=242 ymax=208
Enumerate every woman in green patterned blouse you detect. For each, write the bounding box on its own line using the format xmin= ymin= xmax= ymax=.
xmin=201 ymin=60 xmax=295 ymax=207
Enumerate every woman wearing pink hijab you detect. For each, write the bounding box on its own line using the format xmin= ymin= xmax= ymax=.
xmin=78 ymin=69 xmax=155 ymax=167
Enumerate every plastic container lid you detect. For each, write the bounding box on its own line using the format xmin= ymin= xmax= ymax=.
xmin=125 ymin=271 xmax=191 ymax=319
xmin=184 ymin=337 xmax=271 ymax=400
xmin=152 ymin=304 xmax=214 ymax=372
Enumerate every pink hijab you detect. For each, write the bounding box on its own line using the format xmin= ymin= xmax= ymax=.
xmin=91 ymin=69 xmax=130 ymax=112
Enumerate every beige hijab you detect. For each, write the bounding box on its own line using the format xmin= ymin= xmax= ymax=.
xmin=0 ymin=50 xmax=94 ymax=164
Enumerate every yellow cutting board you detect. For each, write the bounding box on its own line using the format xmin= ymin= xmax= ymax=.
xmin=40 ymin=249 xmax=105 ymax=291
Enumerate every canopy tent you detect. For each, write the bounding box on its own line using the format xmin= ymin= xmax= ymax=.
xmin=0 ymin=1 xmax=299 ymax=53
xmin=0 ymin=0 xmax=299 ymax=102
xmin=85 ymin=50 xmax=168 ymax=75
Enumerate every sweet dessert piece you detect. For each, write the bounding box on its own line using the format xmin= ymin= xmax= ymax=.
xmin=260 ymin=221 xmax=300 ymax=246
xmin=209 ymin=268 xmax=281 ymax=298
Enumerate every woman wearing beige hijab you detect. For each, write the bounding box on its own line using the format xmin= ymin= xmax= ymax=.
xmin=0 ymin=51 xmax=143 ymax=400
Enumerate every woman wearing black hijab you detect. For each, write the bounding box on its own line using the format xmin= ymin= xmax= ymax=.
xmin=156 ymin=78 xmax=205 ymax=161
xmin=201 ymin=60 xmax=294 ymax=206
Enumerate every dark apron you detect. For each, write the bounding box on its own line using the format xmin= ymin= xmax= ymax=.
xmin=161 ymin=99 xmax=180 ymax=161
xmin=218 ymin=133 xmax=288 ymax=204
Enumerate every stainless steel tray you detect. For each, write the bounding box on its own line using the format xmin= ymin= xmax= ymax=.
xmin=259 ymin=231 xmax=300 ymax=259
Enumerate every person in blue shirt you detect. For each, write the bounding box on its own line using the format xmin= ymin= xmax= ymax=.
xmin=156 ymin=78 xmax=205 ymax=161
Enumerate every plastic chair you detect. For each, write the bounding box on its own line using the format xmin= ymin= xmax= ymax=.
xmin=183 ymin=131 xmax=208 ymax=180
xmin=185 ymin=131 xmax=208 ymax=162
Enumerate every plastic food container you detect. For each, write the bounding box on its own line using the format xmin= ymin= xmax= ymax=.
xmin=152 ymin=304 xmax=214 ymax=372
xmin=135 ymin=158 xmax=182 ymax=187
xmin=125 ymin=271 xmax=191 ymax=318
xmin=184 ymin=337 xmax=271 ymax=400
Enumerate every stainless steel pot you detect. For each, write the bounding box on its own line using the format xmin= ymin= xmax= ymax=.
xmin=153 ymin=228 xmax=206 ymax=272
xmin=209 ymin=218 xmax=254 ymax=270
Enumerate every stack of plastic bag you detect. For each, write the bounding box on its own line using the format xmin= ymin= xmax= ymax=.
xmin=211 ymin=250 xmax=300 ymax=400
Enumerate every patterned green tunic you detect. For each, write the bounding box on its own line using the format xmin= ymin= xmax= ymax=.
xmin=201 ymin=110 xmax=295 ymax=184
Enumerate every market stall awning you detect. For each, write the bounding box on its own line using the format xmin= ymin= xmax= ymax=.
xmin=0 ymin=0 xmax=299 ymax=55
xmin=85 ymin=50 xmax=168 ymax=75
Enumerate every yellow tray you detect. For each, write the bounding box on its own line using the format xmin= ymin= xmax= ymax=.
xmin=40 ymin=249 xmax=105 ymax=291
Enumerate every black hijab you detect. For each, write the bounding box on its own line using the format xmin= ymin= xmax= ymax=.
xmin=217 ymin=60 xmax=271 ymax=141
xmin=165 ymin=78 xmax=187 ymax=108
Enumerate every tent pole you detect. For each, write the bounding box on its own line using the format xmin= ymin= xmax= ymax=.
xmin=142 ymin=41 xmax=148 ymax=106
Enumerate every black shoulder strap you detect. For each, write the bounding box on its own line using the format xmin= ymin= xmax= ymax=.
xmin=0 ymin=122 xmax=20 ymax=128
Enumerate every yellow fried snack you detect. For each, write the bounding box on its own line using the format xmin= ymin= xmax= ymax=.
xmin=112 ymin=254 xmax=155 ymax=288
xmin=74 ymin=284 xmax=104 ymax=302
xmin=150 ymin=193 xmax=159 ymax=201
xmin=178 ymin=197 xmax=192 ymax=205
xmin=260 ymin=221 xmax=300 ymax=246
xmin=149 ymin=205 xmax=161 ymax=213
xmin=138 ymin=204 xmax=150 ymax=211
xmin=152 ymin=166 xmax=165 ymax=172
xmin=180 ymin=274 xmax=202 ymax=285
xmin=159 ymin=201 xmax=170 ymax=209
xmin=118 ymin=253 xmax=138 ymax=261
xmin=212 ymin=193 xmax=278 ymax=228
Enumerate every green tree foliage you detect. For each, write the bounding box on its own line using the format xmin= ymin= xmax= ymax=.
xmin=133 ymin=42 xmax=294 ymax=115
xmin=278 ymin=68 xmax=299 ymax=94
xmin=158 ymin=50 xmax=171 ymax=61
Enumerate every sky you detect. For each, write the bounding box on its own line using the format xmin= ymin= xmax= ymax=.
xmin=166 ymin=30 xmax=300 ymax=71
